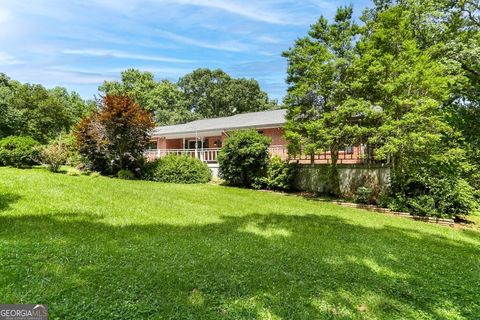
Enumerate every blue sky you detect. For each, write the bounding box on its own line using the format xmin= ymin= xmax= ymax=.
xmin=0 ymin=0 xmax=370 ymax=102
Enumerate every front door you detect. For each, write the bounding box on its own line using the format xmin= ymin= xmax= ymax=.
xmin=186 ymin=139 xmax=209 ymax=149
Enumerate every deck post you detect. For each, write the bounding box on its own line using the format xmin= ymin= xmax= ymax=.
xmin=195 ymin=132 xmax=198 ymax=159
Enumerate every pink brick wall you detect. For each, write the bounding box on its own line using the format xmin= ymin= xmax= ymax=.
xmin=166 ymin=139 xmax=182 ymax=149
xmin=260 ymin=128 xmax=287 ymax=146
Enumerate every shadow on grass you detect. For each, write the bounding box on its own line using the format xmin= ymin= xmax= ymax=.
xmin=0 ymin=212 xmax=479 ymax=319
xmin=0 ymin=193 xmax=21 ymax=211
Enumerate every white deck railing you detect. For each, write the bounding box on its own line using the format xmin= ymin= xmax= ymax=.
xmin=145 ymin=148 xmax=222 ymax=162
xmin=145 ymin=145 xmax=289 ymax=162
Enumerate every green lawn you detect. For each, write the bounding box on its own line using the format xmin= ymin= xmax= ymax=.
xmin=0 ymin=167 xmax=479 ymax=319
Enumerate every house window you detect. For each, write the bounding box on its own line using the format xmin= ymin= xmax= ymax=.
xmin=186 ymin=140 xmax=197 ymax=149
xmin=344 ymin=146 xmax=354 ymax=154
xmin=214 ymin=138 xmax=222 ymax=148
xmin=147 ymin=141 xmax=157 ymax=150
xmin=185 ymin=139 xmax=209 ymax=149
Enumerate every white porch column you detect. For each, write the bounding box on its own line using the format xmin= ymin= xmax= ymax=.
xmin=195 ymin=131 xmax=198 ymax=159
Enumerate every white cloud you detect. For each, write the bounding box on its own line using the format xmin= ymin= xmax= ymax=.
xmin=0 ymin=8 xmax=11 ymax=24
xmin=91 ymin=0 xmax=306 ymax=25
xmin=43 ymin=69 xmax=115 ymax=85
xmin=0 ymin=52 xmax=24 ymax=65
xmin=62 ymin=49 xmax=195 ymax=63
xmin=154 ymin=30 xmax=252 ymax=52
xmin=172 ymin=0 xmax=293 ymax=25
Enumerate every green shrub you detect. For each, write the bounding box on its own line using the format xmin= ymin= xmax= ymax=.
xmin=136 ymin=156 xmax=156 ymax=180
xmin=66 ymin=167 xmax=81 ymax=176
xmin=90 ymin=171 xmax=101 ymax=178
xmin=146 ymin=154 xmax=211 ymax=184
xmin=218 ymin=130 xmax=271 ymax=188
xmin=383 ymin=159 xmax=478 ymax=218
xmin=42 ymin=141 xmax=68 ymax=172
xmin=118 ymin=169 xmax=135 ymax=180
xmin=407 ymin=195 xmax=438 ymax=217
xmin=41 ymin=134 xmax=81 ymax=172
xmin=259 ymin=156 xmax=297 ymax=191
xmin=0 ymin=136 xmax=41 ymax=167
xmin=354 ymin=186 xmax=375 ymax=205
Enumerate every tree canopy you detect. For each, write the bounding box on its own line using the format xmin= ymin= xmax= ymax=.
xmin=0 ymin=73 xmax=93 ymax=143
xmin=284 ymin=0 xmax=479 ymax=215
xmin=75 ymin=95 xmax=155 ymax=174
xmin=99 ymin=69 xmax=195 ymax=126
xmin=100 ymin=68 xmax=278 ymax=125
xmin=178 ymin=68 xmax=277 ymax=118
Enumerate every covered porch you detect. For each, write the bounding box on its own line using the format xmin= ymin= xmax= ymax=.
xmin=147 ymin=124 xmax=289 ymax=163
xmin=145 ymin=137 xmax=367 ymax=165
xmin=146 ymin=136 xmax=289 ymax=163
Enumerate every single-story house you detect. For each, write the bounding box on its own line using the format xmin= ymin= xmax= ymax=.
xmin=147 ymin=109 xmax=366 ymax=168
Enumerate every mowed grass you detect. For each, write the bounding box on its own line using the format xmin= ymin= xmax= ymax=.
xmin=0 ymin=167 xmax=479 ymax=320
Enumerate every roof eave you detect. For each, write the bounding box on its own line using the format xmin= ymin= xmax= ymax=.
xmin=151 ymin=123 xmax=286 ymax=138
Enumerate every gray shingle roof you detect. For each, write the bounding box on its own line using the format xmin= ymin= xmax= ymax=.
xmin=152 ymin=109 xmax=287 ymax=137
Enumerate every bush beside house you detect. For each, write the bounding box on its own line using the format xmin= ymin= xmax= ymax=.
xmin=143 ymin=154 xmax=211 ymax=184
xmin=382 ymin=163 xmax=477 ymax=218
xmin=259 ymin=156 xmax=297 ymax=191
xmin=218 ymin=130 xmax=271 ymax=188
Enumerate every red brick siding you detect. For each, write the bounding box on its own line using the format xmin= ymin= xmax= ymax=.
xmin=260 ymin=128 xmax=287 ymax=146
xmin=166 ymin=139 xmax=182 ymax=149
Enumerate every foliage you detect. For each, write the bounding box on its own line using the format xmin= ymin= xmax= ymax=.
xmin=41 ymin=141 xmax=68 ymax=172
xmin=41 ymin=134 xmax=80 ymax=172
xmin=74 ymin=95 xmax=155 ymax=175
xmin=144 ymin=154 xmax=211 ymax=184
xmin=283 ymin=6 xmax=381 ymax=195
xmin=99 ymin=69 xmax=196 ymax=125
xmin=218 ymin=130 xmax=271 ymax=188
xmin=0 ymin=136 xmax=40 ymax=167
xmin=66 ymin=167 xmax=81 ymax=176
xmin=100 ymin=68 xmax=277 ymax=125
xmin=1 ymin=167 xmax=479 ymax=319
xmin=90 ymin=171 xmax=101 ymax=178
xmin=74 ymin=114 xmax=109 ymax=173
xmin=355 ymin=2 xmax=452 ymax=171
xmin=354 ymin=186 xmax=375 ymax=205
xmin=117 ymin=169 xmax=135 ymax=180
xmin=178 ymin=68 xmax=277 ymax=118
xmin=358 ymin=1 xmax=478 ymax=217
xmin=0 ymin=73 xmax=94 ymax=143
xmin=381 ymin=148 xmax=478 ymax=217
xmin=259 ymin=156 xmax=297 ymax=191
xmin=285 ymin=1 xmax=479 ymax=216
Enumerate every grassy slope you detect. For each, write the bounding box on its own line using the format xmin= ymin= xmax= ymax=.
xmin=0 ymin=167 xmax=479 ymax=320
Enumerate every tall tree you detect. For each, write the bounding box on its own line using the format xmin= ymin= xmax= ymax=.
xmin=178 ymin=68 xmax=276 ymax=118
xmin=0 ymin=74 xmax=92 ymax=143
xmin=75 ymin=95 xmax=154 ymax=174
xmin=283 ymin=6 xmax=379 ymax=194
xmin=99 ymin=69 xmax=195 ymax=125
xmin=355 ymin=0 xmax=477 ymax=216
xmin=355 ymin=2 xmax=452 ymax=170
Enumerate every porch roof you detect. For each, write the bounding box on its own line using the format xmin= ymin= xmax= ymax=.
xmin=152 ymin=109 xmax=287 ymax=138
